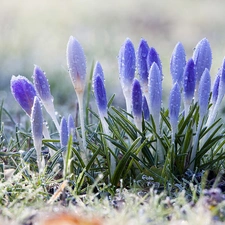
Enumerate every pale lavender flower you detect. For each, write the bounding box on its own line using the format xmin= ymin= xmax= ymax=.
xmin=60 ymin=117 xmax=68 ymax=148
xmin=66 ymin=36 xmax=87 ymax=161
xmin=198 ymin=68 xmax=211 ymax=120
xmin=118 ymin=38 xmax=136 ymax=114
xmin=147 ymin=47 xmax=162 ymax=77
xmin=31 ymin=96 xmax=43 ymax=173
xmin=169 ymin=82 xmax=181 ymax=142
xmin=192 ymin=38 xmax=212 ymax=99
xmin=142 ymin=96 xmax=150 ymax=120
xmin=10 ymin=75 xmax=36 ymax=116
xmin=93 ymin=62 xmax=108 ymax=118
xmin=67 ymin=36 xmax=86 ymax=94
xmin=170 ymin=42 xmax=186 ymax=86
xmin=68 ymin=114 xmax=76 ymax=140
xmin=183 ymin=59 xmax=196 ymax=116
xmin=132 ymin=78 xmax=142 ymax=129
xmin=148 ymin=62 xmax=162 ymax=129
xmin=137 ymin=38 xmax=149 ymax=90
xmin=33 ymin=65 xmax=60 ymax=132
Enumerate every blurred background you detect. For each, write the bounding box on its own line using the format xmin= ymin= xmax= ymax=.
xmin=1 ymin=0 xmax=225 ymax=116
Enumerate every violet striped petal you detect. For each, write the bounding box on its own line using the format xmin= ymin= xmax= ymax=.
xmin=142 ymin=96 xmax=150 ymax=120
xmin=183 ymin=58 xmax=196 ymax=105
xmin=192 ymin=38 xmax=212 ymax=87
xmin=60 ymin=117 xmax=68 ymax=148
xmin=137 ymin=38 xmax=149 ymax=87
xmin=132 ymin=78 xmax=143 ymax=119
xmin=118 ymin=38 xmax=136 ymax=89
xmin=170 ymin=42 xmax=186 ymax=86
xmin=10 ymin=75 xmax=36 ymax=116
xmin=169 ymin=82 xmax=181 ymax=135
xmin=147 ymin=47 xmax=162 ymax=77
xmin=198 ymin=68 xmax=211 ymax=119
xmin=93 ymin=72 xmax=107 ymax=117
xmin=67 ymin=36 xmax=86 ymax=94
xmin=148 ymin=62 xmax=162 ymax=122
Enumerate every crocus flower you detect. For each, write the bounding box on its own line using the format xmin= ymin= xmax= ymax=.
xmin=170 ymin=42 xmax=186 ymax=86
xmin=10 ymin=75 xmax=36 ymax=116
xmin=66 ymin=36 xmax=87 ymax=162
xmin=93 ymin=62 xmax=116 ymax=176
xmin=67 ymin=36 xmax=86 ymax=94
xmin=147 ymin=47 xmax=162 ymax=78
xmin=207 ymin=58 xmax=225 ymax=127
xmin=60 ymin=117 xmax=68 ymax=148
xmin=169 ymin=82 xmax=181 ymax=142
xmin=132 ymin=78 xmax=143 ymax=131
xmin=183 ymin=58 xmax=196 ymax=116
xmin=198 ymin=68 xmax=211 ymax=121
xmin=137 ymin=38 xmax=149 ymax=96
xmin=192 ymin=38 xmax=212 ymax=100
xmin=148 ymin=62 xmax=162 ymax=130
xmin=31 ymin=96 xmax=43 ymax=173
xmin=33 ymin=65 xmax=60 ymax=132
xmin=142 ymin=96 xmax=150 ymax=120
xmin=68 ymin=114 xmax=76 ymax=140
xmin=118 ymin=38 xmax=136 ymax=114
xmin=93 ymin=62 xmax=108 ymax=119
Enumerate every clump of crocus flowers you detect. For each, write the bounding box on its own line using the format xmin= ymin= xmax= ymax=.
xmin=10 ymin=35 xmax=225 ymax=180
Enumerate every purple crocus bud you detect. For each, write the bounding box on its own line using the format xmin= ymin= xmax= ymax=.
xmin=33 ymin=65 xmax=52 ymax=102
xmin=216 ymin=58 xmax=225 ymax=105
xmin=137 ymin=38 xmax=149 ymax=91
xmin=67 ymin=36 xmax=86 ymax=94
xmin=68 ymin=114 xmax=76 ymax=137
xmin=183 ymin=59 xmax=196 ymax=107
xmin=33 ymin=65 xmax=60 ymax=132
xmin=169 ymin=82 xmax=181 ymax=140
xmin=212 ymin=71 xmax=221 ymax=106
xmin=142 ymin=96 xmax=150 ymax=120
xmin=118 ymin=38 xmax=136 ymax=114
xmin=31 ymin=96 xmax=43 ymax=172
xmin=93 ymin=61 xmax=104 ymax=82
xmin=198 ymin=68 xmax=211 ymax=119
xmin=147 ymin=47 xmax=162 ymax=77
xmin=170 ymin=42 xmax=186 ymax=86
xmin=10 ymin=75 xmax=36 ymax=116
xmin=192 ymin=38 xmax=212 ymax=90
xmin=132 ymin=78 xmax=143 ymax=120
xmin=60 ymin=117 xmax=68 ymax=148
xmin=148 ymin=62 xmax=162 ymax=129
xmin=93 ymin=64 xmax=107 ymax=118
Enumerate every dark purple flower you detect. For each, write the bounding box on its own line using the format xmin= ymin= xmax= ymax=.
xmin=67 ymin=36 xmax=86 ymax=94
xmin=93 ymin=63 xmax=107 ymax=117
xmin=170 ymin=42 xmax=186 ymax=86
xmin=148 ymin=62 xmax=162 ymax=124
xmin=183 ymin=58 xmax=196 ymax=105
xmin=147 ymin=47 xmax=162 ymax=77
xmin=60 ymin=117 xmax=68 ymax=148
xmin=118 ymin=38 xmax=136 ymax=90
xmin=11 ymin=75 xmax=36 ymax=116
xmin=137 ymin=38 xmax=149 ymax=88
xmin=132 ymin=78 xmax=143 ymax=119
xmin=142 ymin=96 xmax=150 ymax=120
xmin=169 ymin=82 xmax=181 ymax=137
xmin=33 ymin=65 xmax=52 ymax=102
xmin=192 ymin=38 xmax=212 ymax=88
xmin=198 ymin=68 xmax=211 ymax=119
